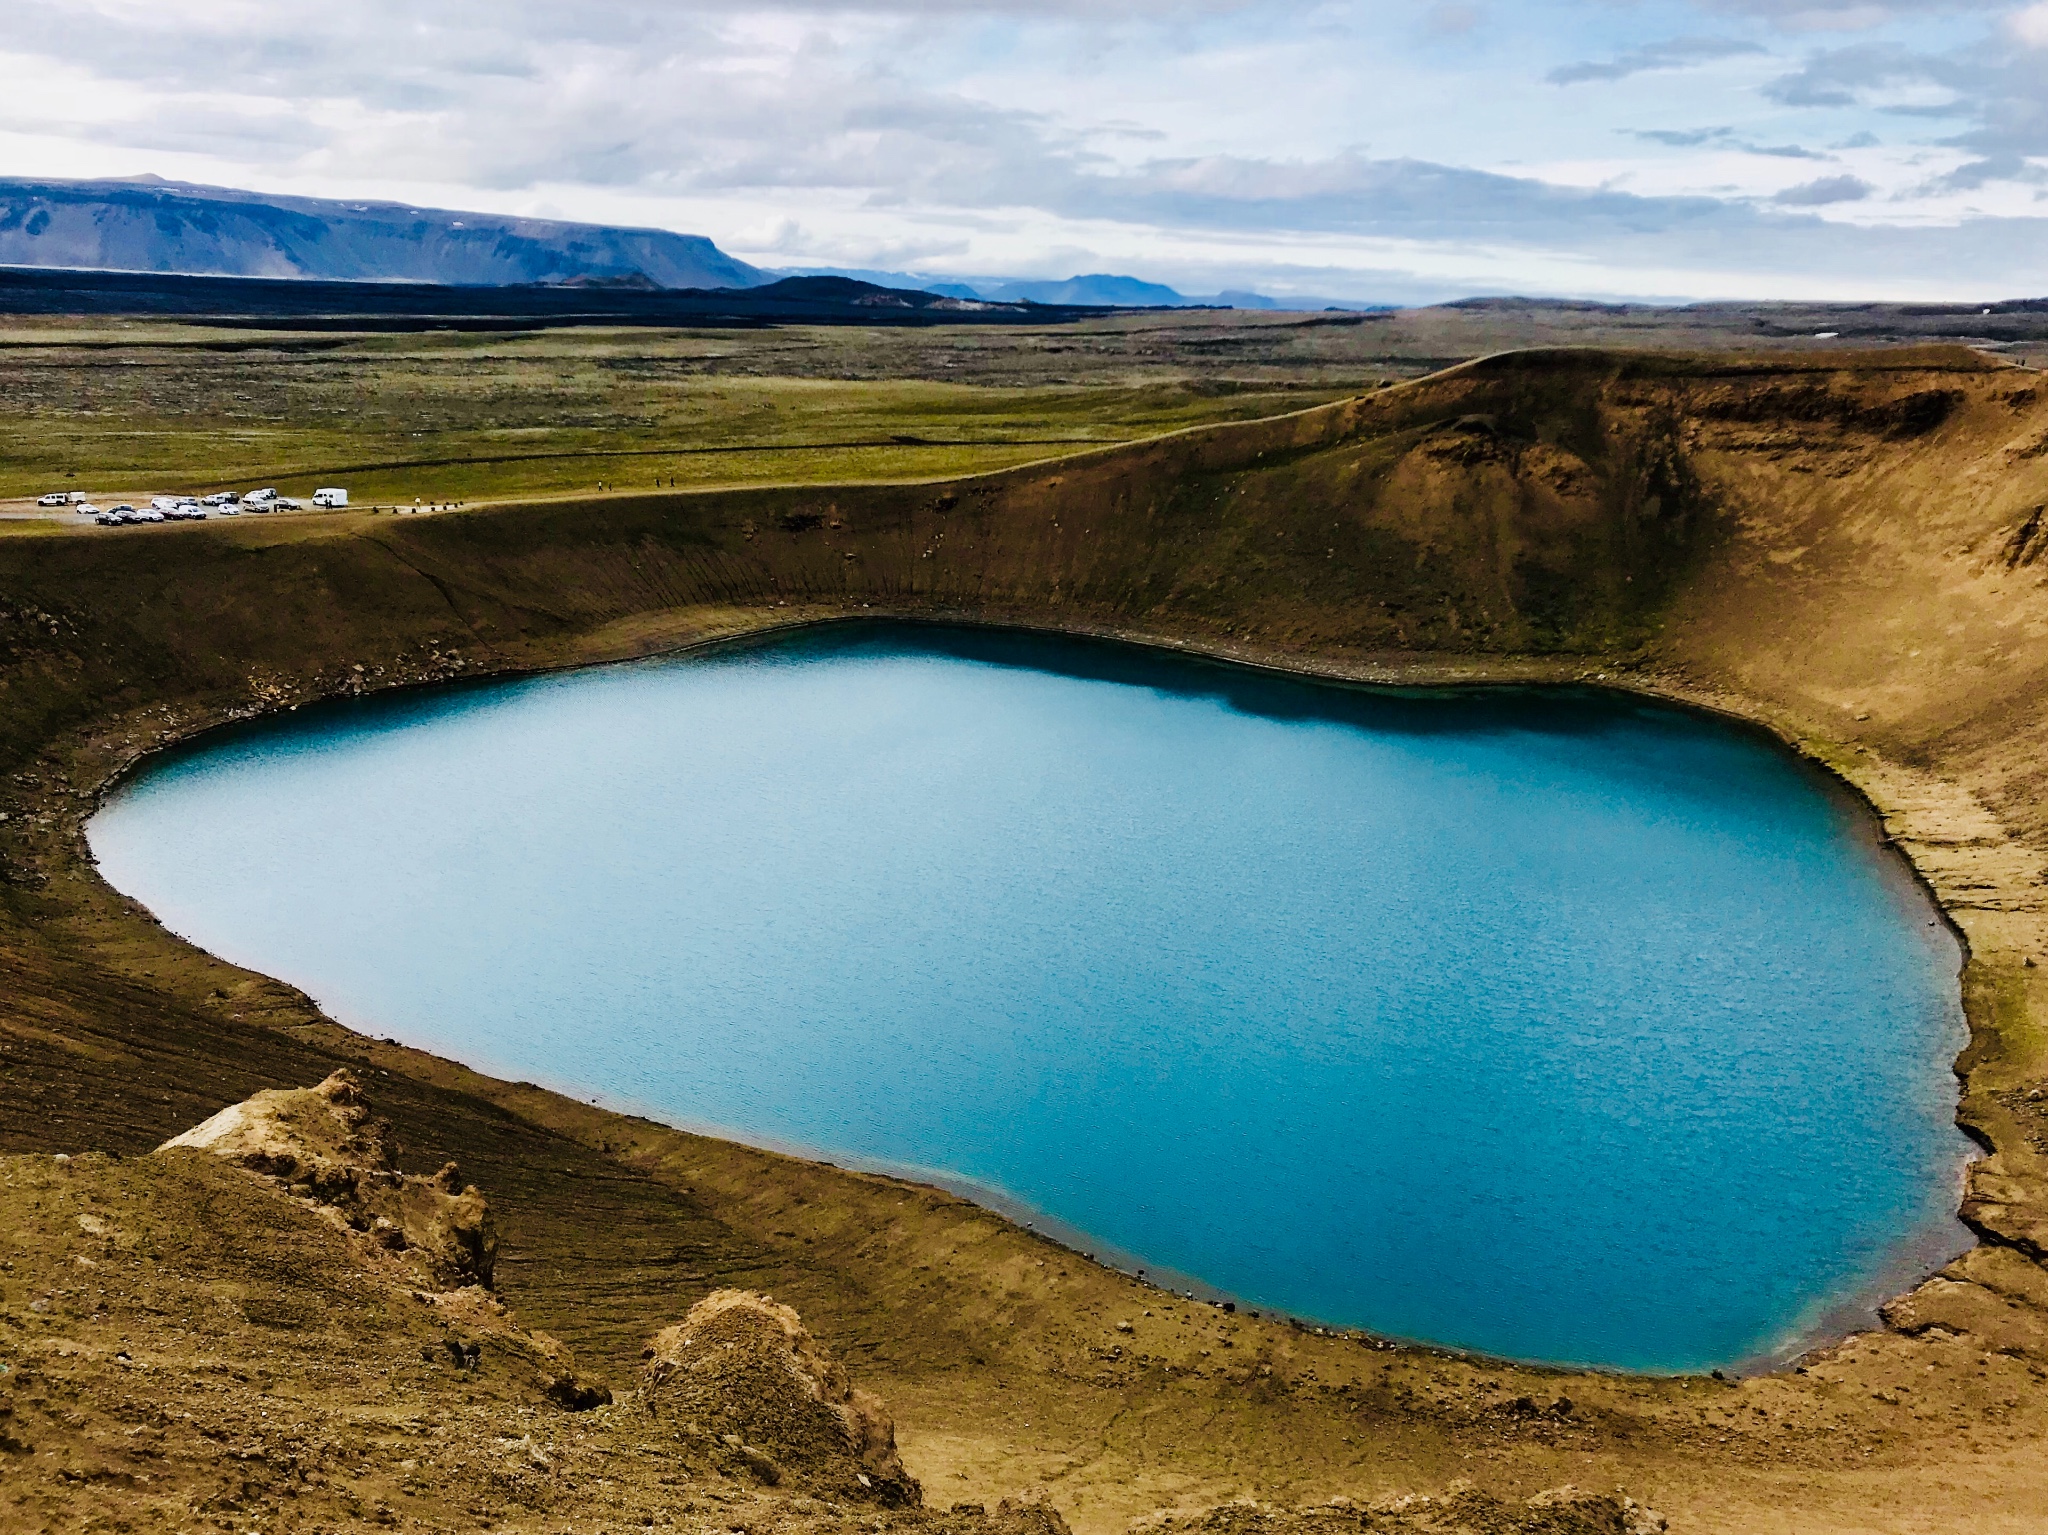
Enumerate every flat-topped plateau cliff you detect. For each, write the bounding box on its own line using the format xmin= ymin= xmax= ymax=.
xmin=3 ymin=345 xmax=2047 ymax=1531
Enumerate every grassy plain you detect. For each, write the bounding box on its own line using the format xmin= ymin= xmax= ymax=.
xmin=11 ymin=296 xmax=2043 ymax=509
xmin=0 ymin=317 xmax=1381 ymax=506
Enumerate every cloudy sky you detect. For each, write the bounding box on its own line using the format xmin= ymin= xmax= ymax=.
xmin=3 ymin=0 xmax=2046 ymax=301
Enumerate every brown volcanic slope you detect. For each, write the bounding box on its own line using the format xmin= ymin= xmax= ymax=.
xmin=2 ymin=346 xmax=2048 ymax=1532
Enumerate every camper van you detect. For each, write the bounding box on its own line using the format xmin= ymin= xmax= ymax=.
xmin=312 ymin=487 xmax=349 ymax=509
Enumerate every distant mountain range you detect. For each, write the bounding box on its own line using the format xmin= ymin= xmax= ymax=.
xmin=0 ymin=176 xmax=766 ymax=290
xmin=774 ymin=266 xmax=1379 ymax=312
xmin=0 ymin=267 xmax=1142 ymax=331
xmin=0 ymin=176 xmax=1378 ymax=311
xmin=970 ymin=273 xmax=1191 ymax=306
xmin=770 ymin=267 xmax=1208 ymax=307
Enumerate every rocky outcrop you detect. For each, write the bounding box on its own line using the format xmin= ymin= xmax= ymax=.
xmin=643 ymin=1289 xmax=920 ymax=1505
xmin=158 ymin=1068 xmax=495 ymax=1289
xmin=153 ymin=1070 xmax=612 ymax=1411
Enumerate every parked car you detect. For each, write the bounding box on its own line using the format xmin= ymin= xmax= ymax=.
xmin=94 ymin=509 xmax=122 ymax=526
xmin=200 ymin=492 xmax=239 ymax=507
xmin=37 ymin=492 xmax=72 ymax=507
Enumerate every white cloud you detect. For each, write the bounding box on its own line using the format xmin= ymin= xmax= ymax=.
xmin=1773 ymin=172 xmax=1875 ymax=202
xmin=1548 ymin=37 xmax=1766 ymax=86
xmin=0 ymin=0 xmax=2045 ymax=299
xmin=2008 ymin=2 xmax=2048 ymax=45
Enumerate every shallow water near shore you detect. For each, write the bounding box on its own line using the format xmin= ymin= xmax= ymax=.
xmin=90 ymin=624 xmax=1973 ymax=1371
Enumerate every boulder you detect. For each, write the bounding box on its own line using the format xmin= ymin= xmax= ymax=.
xmin=643 ymin=1289 xmax=919 ymax=1505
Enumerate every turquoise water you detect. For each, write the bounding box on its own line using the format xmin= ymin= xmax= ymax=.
xmin=89 ymin=624 xmax=1972 ymax=1371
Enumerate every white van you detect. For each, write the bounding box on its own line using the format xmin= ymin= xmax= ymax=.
xmin=312 ymin=487 xmax=349 ymax=509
